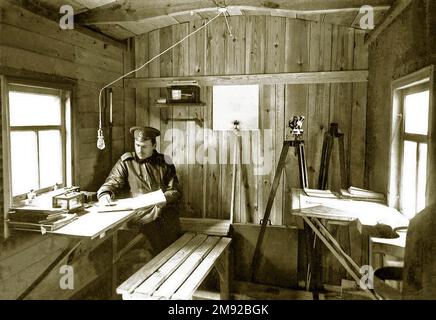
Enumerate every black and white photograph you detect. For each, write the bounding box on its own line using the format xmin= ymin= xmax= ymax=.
xmin=0 ymin=0 xmax=435 ymax=308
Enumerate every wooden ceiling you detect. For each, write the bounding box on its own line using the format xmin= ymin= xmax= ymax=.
xmin=15 ymin=0 xmax=393 ymax=41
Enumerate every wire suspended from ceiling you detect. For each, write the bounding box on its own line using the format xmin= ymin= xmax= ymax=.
xmin=97 ymin=7 xmax=232 ymax=150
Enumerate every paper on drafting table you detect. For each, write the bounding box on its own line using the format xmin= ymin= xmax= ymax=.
xmin=299 ymin=193 xmax=409 ymax=229
xmin=97 ymin=189 xmax=167 ymax=212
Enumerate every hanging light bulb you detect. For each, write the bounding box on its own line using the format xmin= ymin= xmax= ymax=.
xmin=97 ymin=128 xmax=105 ymax=150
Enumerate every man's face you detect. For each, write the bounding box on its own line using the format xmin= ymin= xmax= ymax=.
xmin=134 ymin=139 xmax=155 ymax=159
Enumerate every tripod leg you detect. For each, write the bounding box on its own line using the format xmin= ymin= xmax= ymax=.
xmin=318 ymin=133 xmax=328 ymax=189
xmin=250 ymin=141 xmax=291 ymax=282
xmin=304 ymin=220 xmax=322 ymax=300
xmin=318 ymin=134 xmax=334 ymax=190
xmin=297 ymin=142 xmax=309 ymax=189
xmin=338 ymin=134 xmax=348 ymax=189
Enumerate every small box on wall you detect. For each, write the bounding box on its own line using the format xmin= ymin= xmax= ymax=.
xmin=167 ymin=85 xmax=200 ymax=103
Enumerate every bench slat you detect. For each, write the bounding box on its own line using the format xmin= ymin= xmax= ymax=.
xmin=180 ymin=218 xmax=231 ymax=236
xmin=135 ymin=234 xmax=208 ymax=295
xmin=116 ymin=232 xmax=195 ymax=295
xmin=153 ymin=236 xmax=221 ymax=298
xmin=172 ymin=237 xmax=231 ymax=299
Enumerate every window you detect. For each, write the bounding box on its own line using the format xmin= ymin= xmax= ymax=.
xmin=3 ymin=82 xmax=72 ymax=203
xmin=400 ymin=86 xmax=429 ymax=217
xmin=212 ymin=85 xmax=259 ymax=130
xmin=389 ymin=66 xmax=433 ymax=219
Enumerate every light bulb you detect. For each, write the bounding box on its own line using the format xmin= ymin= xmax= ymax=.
xmin=97 ymin=129 xmax=105 ymax=150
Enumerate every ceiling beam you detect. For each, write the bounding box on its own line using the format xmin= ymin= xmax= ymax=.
xmin=365 ymin=0 xmax=413 ymax=45
xmin=75 ymin=0 xmax=394 ymax=24
xmin=8 ymin=0 xmax=126 ymax=49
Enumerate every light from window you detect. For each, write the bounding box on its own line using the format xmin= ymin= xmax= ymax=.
xmin=401 ymin=141 xmax=417 ymax=218
xmin=39 ymin=130 xmax=62 ymax=189
xmin=9 ymin=91 xmax=61 ymax=126
xmin=404 ymin=91 xmax=429 ymax=135
xmin=417 ymin=143 xmax=427 ymax=213
xmin=400 ymin=89 xmax=429 ymax=218
xmin=10 ymin=131 xmax=39 ymax=196
xmin=8 ymin=87 xmax=66 ymax=197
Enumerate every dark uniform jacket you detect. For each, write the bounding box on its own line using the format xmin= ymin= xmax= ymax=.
xmin=97 ymin=150 xmax=182 ymax=252
xmin=97 ymin=150 xmax=181 ymax=204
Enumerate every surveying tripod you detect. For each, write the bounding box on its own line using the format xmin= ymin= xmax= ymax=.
xmin=250 ymin=116 xmax=309 ymax=281
xmin=318 ymin=123 xmax=347 ymax=190
xmin=304 ymin=123 xmax=348 ymax=298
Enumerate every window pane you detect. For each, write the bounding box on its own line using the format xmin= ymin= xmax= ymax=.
xmin=10 ymin=131 xmax=39 ymax=196
xmin=402 ymin=141 xmax=417 ymax=218
xmin=417 ymin=143 xmax=427 ymax=213
xmin=39 ymin=130 xmax=63 ymax=189
xmin=404 ymin=90 xmax=429 ymax=135
xmin=9 ymin=91 xmax=61 ymax=126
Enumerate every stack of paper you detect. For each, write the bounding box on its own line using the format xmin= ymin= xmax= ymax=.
xmin=303 ymin=188 xmax=338 ymax=199
xmin=340 ymin=186 xmax=385 ymax=203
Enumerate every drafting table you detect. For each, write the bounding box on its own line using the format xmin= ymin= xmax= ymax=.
xmin=291 ymin=189 xmax=409 ymax=300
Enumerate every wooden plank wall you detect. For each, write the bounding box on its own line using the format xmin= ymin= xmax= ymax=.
xmin=134 ymin=16 xmax=368 ymax=226
xmin=0 ymin=2 xmax=132 ymax=299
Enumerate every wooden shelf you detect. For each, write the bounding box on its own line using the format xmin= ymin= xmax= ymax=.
xmin=151 ymin=102 xmax=206 ymax=108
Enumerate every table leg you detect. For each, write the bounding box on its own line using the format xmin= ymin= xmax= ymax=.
xmin=112 ymin=231 xmax=118 ymax=299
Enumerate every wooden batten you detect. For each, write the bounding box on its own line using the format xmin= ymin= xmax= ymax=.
xmin=179 ymin=218 xmax=231 ymax=236
xmin=126 ymin=71 xmax=368 ymax=89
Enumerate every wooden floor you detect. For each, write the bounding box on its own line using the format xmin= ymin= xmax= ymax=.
xmin=193 ymin=281 xmax=380 ymax=300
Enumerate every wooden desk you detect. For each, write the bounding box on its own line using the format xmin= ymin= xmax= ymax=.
xmin=12 ymin=204 xmax=144 ymax=299
xmin=52 ymin=206 xmax=136 ymax=239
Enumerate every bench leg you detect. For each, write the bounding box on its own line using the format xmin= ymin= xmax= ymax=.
xmin=215 ymin=249 xmax=230 ymax=300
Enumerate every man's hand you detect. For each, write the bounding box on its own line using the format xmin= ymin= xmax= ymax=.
xmin=98 ymin=194 xmax=111 ymax=206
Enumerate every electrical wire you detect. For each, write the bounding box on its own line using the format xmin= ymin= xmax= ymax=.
xmin=97 ymin=8 xmax=231 ymax=149
xmin=223 ymin=10 xmax=233 ymax=37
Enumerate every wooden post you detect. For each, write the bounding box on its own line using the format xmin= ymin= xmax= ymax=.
xmin=215 ymin=248 xmax=230 ymax=300
xmin=230 ymin=121 xmax=241 ymax=223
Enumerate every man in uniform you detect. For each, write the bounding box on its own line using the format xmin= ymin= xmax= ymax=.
xmin=97 ymin=126 xmax=182 ymax=254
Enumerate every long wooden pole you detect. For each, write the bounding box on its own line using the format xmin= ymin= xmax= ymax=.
xmin=230 ymin=122 xmax=240 ymax=224
xmin=250 ymin=141 xmax=292 ymax=281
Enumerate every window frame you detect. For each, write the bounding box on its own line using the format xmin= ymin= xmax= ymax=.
xmin=1 ymin=77 xmax=74 ymax=206
xmin=389 ymin=65 xmax=434 ymax=216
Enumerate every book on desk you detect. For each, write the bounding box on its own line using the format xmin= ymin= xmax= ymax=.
xmin=8 ymin=213 xmax=78 ymax=233
xmin=7 ymin=188 xmax=84 ymax=234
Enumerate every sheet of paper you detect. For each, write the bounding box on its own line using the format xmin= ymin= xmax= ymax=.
xmin=97 ymin=189 xmax=166 ymax=212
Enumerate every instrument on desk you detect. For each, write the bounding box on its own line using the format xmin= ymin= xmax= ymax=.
xmin=52 ymin=187 xmax=86 ymax=213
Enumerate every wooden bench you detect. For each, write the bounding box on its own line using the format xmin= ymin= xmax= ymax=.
xmin=116 ymin=218 xmax=232 ymax=300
